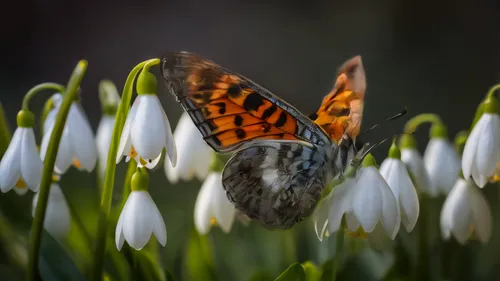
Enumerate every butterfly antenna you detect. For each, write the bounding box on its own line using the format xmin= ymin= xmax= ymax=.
xmin=361 ymin=107 xmax=408 ymax=135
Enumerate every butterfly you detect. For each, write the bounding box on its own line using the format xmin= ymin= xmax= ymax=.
xmin=161 ymin=52 xmax=366 ymax=229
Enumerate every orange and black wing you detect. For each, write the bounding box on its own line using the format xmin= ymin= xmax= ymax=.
xmin=311 ymin=56 xmax=366 ymax=144
xmin=161 ymin=52 xmax=331 ymax=153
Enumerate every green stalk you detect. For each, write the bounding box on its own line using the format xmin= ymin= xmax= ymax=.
xmin=332 ymin=229 xmax=344 ymax=281
xmin=0 ymin=102 xmax=11 ymax=158
xmin=403 ymin=113 xmax=442 ymax=134
xmin=27 ymin=60 xmax=88 ymax=281
xmin=22 ymin=83 xmax=65 ymax=111
xmin=91 ymin=58 xmax=160 ymax=281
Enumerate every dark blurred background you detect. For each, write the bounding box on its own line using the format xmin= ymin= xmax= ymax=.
xmin=1 ymin=0 xmax=500 ymax=280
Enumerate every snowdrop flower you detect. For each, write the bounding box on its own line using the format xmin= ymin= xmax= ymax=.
xmin=0 ymin=110 xmax=41 ymax=195
xmin=399 ymin=134 xmax=432 ymax=194
xmin=194 ymin=172 xmax=236 ymax=235
xmin=41 ymin=93 xmax=97 ymax=174
xmin=462 ymin=96 xmax=500 ymax=187
xmin=116 ymin=71 xmax=176 ymax=169
xmin=440 ymin=177 xmax=492 ymax=244
xmin=165 ymin=112 xmax=213 ymax=183
xmin=423 ymin=123 xmax=460 ymax=196
xmin=32 ymin=182 xmax=71 ymax=238
xmin=116 ymin=168 xmax=166 ymax=250
xmin=96 ymin=115 xmax=115 ymax=176
xmin=380 ymin=141 xmax=419 ymax=232
xmin=314 ymin=155 xmax=400 ymax=241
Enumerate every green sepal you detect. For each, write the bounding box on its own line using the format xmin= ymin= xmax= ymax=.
xmin=454 ymin=130 xmax=469 ymax=156
xmin=17 ymin=109 xmax=35 ymax=128
xmin=399 ymin=134 xmax=416 ymax=149
xmin=483 ymin=95 xmax=499 ymax=114
xmin=131 ymin=168 xmax=149 ymax=191
xmin=361 ymin=153 xmax=377 ymax=167
xmin=136 ymin=70 xmax=157 ymax=95
xmin=429 ymin=123 xmax=447 ymax=139
xmin=388 ymin=140 xmax=401 ymax=159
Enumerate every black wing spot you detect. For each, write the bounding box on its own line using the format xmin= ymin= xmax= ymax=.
xmin=214 ymin=102 xmax=226 ymax=114
xmin=236 ymin=128 xmax=246 ymax=139
xmin=261 ymin=104 xmax=278 ymax=120
xmin=234 ymin=115 xmax=243 ymax=126
xmin=275 ymin=112 xmax=287 ymax=127
xmin=227 ymin=84 xmax=242 ymax=98
xmin=243 ymin=93 xmax=264 ymax=111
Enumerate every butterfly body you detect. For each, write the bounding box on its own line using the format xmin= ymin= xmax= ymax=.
xmin=161 ymin=52 xmax=366 ymax=229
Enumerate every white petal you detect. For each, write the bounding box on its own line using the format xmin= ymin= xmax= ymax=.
xmin=116 ymin=99 xmax=139 ymax=163
xmin=424 ymin=139 xmax=460 ymax=195
xmin=475 ymin=114 xmax=499 ymax=183
xmin=96 ymin=116 xmax=115 ymax=176
xmin=53 ymin=128 xmax=73 ymax=174
xmin=194 ymin=173 xmax=217 ymax=235
xmin=352 ymin=167 xmax=383 ymax=233
xmin=131 ymin=95 xmax=166 ymax=160
xmin=401 ymin=148 xmax=432 ymax=194
xmin=462 ymin=116 xmax=484 ymax=180
xmin=68 ymin=103 xmax=97 ymax=172
xmin=121 ymin=191 xmax=155 ymax=250
xmin=313 ymin=193 xmax=331 ymax=241
xmin=212 ymin=172 xmax=236 ymax=233
xmin=142 ymin=153 xmax=162 ymax=169
xmin=14 ymin=186 xmax=29 ymax=195
xmin=467 ymin=180 xmax=492 ymax=243
xmin=115 ymin=208 xmax=126 ymax=250
xmin=0 ymin=128 xmax=23 ymax=192
xmin=448 ymin=179 xmax=472 ymax=244
xmin=345 ymin=212 xmax=360 ymax=232
xmin=380 ymin=159 xmax=419 ymax=232
xmin=328 ymin=178 xmax=355 ymax=234
xmin=378 ymin=175 xmax=401 ymax=239
xmin=20 ymin=128 xmax=42 ymax=191
xmin=440 ymin=191 xmax=453 ymax=240
xmin=149 ymin=197 xmax=167 ymax=246
xmin=33 ymin=183 xmax=71 ymax=238
xmin=155 ymin=97 xmax=177 ymax=167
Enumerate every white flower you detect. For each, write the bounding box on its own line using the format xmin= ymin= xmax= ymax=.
xmin=165 ymin=112 xmax=213 ymax=183
xmin=313 ymin=178 xmax=355 ymax=241
xmin=194 ymin=172 xmax=236 ymax=235
xmin=0 ymin=126 xmax=41 ymax=195
xmin=401 ymin=148 xmax=432 ymax=194
xmin=41 ymin=94 xmax=97 ymax=174
xmin=96 ymin=115 xmax=115 ymax=176
xmin=115 ymin=190 xmax=167 ymax=250
xmin=380 ymin=157 xmax=420 ymax=232
xmin=462 ymin=112 xmax=500 ymax=187
xmin=347 ymin=165 xmax=401 ymax=239
xmin=116 ymin=95 xmax=176 ymax=169
xmin=440 ymin=178 xmax=492 ymax=244
xmin=32 ymin=183 xmax=71 ymax=238
xmin=423 ymin=138 xmax=460 ymax=196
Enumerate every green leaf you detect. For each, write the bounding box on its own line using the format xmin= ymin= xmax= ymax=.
xmin=39 ymin=230 xmax=86 ymax=281
xmin=301 ymin=261 xmax=321 ymax=281
xmin=247 ymin=271 xmax=272 ymax=281
xmin=274 ymin=262 xmax=305 ymax=281
xmin=185 ymin=229 xmax=217 ymax=281
xmin=133 ymin=248 xmax=165 ymax=281
xmin=165 ymin=269 xmax=176 ymax=281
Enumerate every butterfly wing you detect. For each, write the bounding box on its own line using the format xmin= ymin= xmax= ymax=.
xmin=222 ymin=140 xmax=330 ymax=229
xmin=161 ymin=52 xmax=331 ymax=153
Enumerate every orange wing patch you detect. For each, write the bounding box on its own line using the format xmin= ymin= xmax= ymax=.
xmin=312 ymin=56 xmax=366 ymax=143
xmin=165 ymin=60 xmax=299 ymax=152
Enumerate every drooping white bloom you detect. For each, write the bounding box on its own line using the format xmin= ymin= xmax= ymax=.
xmin=96 ymin=115 xmax=115 ymax=176
xmin=165 ymin=112 xmax=213 ymax=183
xmin=462 ymin=112 xmax=500 ymax=187
xmin=423 ymin=138 xmax=460 ymax=196
xmin=440 ymin=178 xmax=492 ymax=244
xmin=313 ymin=178 xmax=355 ymax=241
xmin=380 ymin=157 xmax=420 ymax=232
xmin=194 ymin=172 xmax=236 ymax=235
xmin=32 ymin=183 xmax=71 ymax=238
xmin=116 ymin=94 xmax=176 ymax=169
xmin=0 ymin=121 xmax=41 ymax=195
xmin=348 ymin=164 xmax=401 ymax=239
xmin=115 ymin=190 xmax=167 ymax=250
xmin=401 ymin=148 xmax=432 ymax=194
xmin=40 ymin=93 xmax=98 ymax=174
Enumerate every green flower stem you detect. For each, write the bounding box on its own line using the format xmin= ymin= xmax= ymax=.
xmin=0 ymin=102 xmax=11 ymax=158
xmin=119 ymin=159 xmax=137 ymax=210
xmin=415 ymin=194 xmax=429 ymax=281
xmin=403 ymin=113 xmax=443 ymax=134
xmin=486 ymin=84 xmax=500 ymax=99
xmin=332 ymin=229 xmax=345 ymax=281
xmin=21 ymin=82 xmax=65 ymax=111
xmin=27 ymin=60 xmax=88 ymax=281
xmin=91 ymin=58 xmax=160 ymax=281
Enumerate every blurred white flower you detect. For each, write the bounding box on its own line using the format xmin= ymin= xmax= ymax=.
xmin=165 ymin=112 xmax=213 ymax=183
xmin=462 ymin=112 xmax=500 ymax=187
xmin=380 ymin=155 xmax=420 ymax=232
xmin=194 ymin=172 xmax=236 ymax=235
xmin=41 ymin=93 xmax=97 ymax=174
xmin=440 ymin=178 xmax=492 ymax=244
xmin=0 ymin=125 xmax=41 ymax=195
xmin=116 ymin=94 xmax=176 ymax=169
xmin=423 ymin=138 xmax=460 ymax=196
xmin=115 ymin=190 xmax=166 ymax=250
xmin=401 ymin=147 xmax=432 ymax=194
xmin=32 ymin=183 xmax=71 ymax=238
xmin=96 ymin=115 xmax=115 ymax=176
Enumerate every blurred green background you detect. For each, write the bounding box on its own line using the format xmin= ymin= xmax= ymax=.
xmin=1 ymin=0 xmax=500 ymax=280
